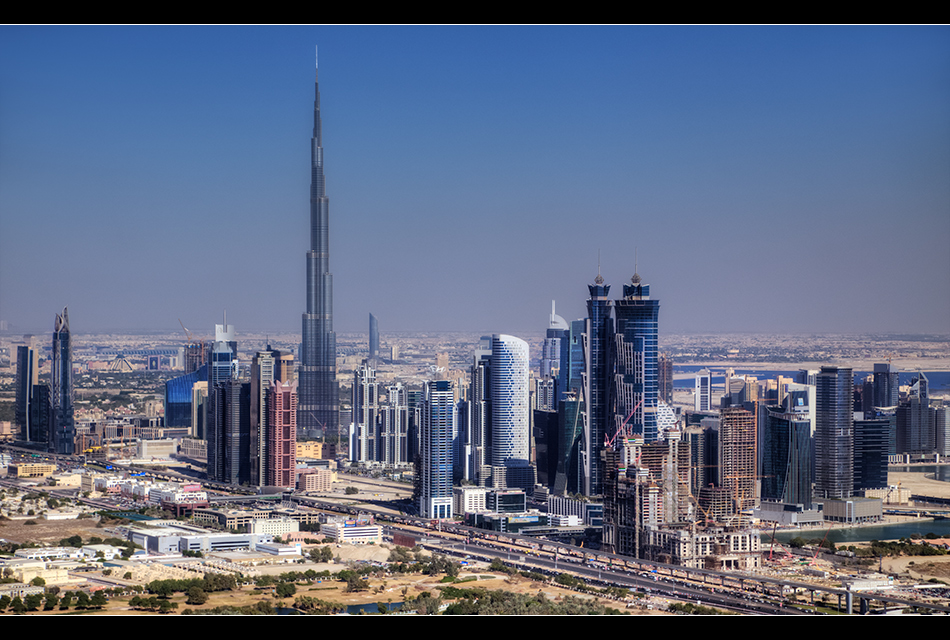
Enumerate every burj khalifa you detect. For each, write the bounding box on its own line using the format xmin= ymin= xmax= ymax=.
xmin=299 ymin=54 xmax=338 ymax=436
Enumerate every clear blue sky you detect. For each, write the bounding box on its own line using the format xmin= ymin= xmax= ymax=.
xmin=1 ymin=26 xmax=948 ymax=337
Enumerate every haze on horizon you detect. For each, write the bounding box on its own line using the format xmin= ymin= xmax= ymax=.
xmin=1 ymin=26 xmax=948 ymax=338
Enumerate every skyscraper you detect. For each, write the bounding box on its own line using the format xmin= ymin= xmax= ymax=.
xmin=352 ymin=360 xmax=379 ymax=463
xmin=299 ymin=53 xmax=339 ymax=438
xmin=695 ymin=368 xmax=713 ymax=412
xmin=719 ymin=407 xmax=757 ymax=514
xmin=15 ymin=344 xmax=38 ymax=442
xmin=418 ymin=380 xmax=455 ymax=519
xmin=611 ymin=272 xmax=660 ymax=444
xmin=51 ymin=308 xmax=75 ymax=455
xmin=369 ymin=313 xmax=379 ymax=363
xmin=815 ymin=366 xmax=853 ymax=500
xmin=266 ymin=380 xmax=298 ymax=488
xmin=582 ymin=271 xmax=611 ymax=496
xmin=491 ymin=334 xmax=532 ymax=488
xmin=762 ymin=384 xmax=814 ymax=509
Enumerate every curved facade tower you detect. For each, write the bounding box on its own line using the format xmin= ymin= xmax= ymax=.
xmin=490 ymin=334 xmax=530 ymax=468
xmin=299 ymin=56 xmax=339 ymax=436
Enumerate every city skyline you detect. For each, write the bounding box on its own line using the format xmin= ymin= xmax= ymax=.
xmin=1 ymin=26 xmax=948 ymax=336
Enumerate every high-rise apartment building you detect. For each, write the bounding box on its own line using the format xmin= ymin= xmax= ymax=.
xmin=379 ymin=382 xmax=409 ymax=465
xmin=815 ymin=366 xmax=853 ymax=500
xmin=719 ymin=407 xmax=757 ymax=514
xmin=695 ymin=368 xmax=713 ymax=412
xmin=51 ymin=308 xmax=75 ymax=455
xmin=251 ymin=348 xmax=277 ymax=486
xmin=418 ymin=380 xmax=455 ymax=519
xmin=490 ymin=334 xmax=532 ymax=489
xmin=352 ymin=360 xmax=379 ymax=463
xmin=299 ymin=56 xmax=339 ymax=438
xmin=266 ymin=380 xmax=297 ymax=488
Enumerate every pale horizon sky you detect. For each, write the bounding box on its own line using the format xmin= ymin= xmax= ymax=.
xmin=2 ymin=26 xmax=948 ymax=338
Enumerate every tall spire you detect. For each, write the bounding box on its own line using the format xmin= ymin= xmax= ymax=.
xmin=299 ymin=51 xmax=339 ymax=437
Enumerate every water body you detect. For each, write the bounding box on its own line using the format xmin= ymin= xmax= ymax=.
xmin=771 ymin=518 xmax=950 ymax=545
xmin=892 ymin=465 xmax=950 ymax=484
xmin=345 ymin=601 xmax=404 ymax=615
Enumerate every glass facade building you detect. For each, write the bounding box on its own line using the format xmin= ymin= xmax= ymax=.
xmin=612 ymin=275 xmax=660 ymax=445
xmin=164 ymin=364 xmax=208 ymax=429
xmin=419 ymin=380 xmax=455 ymax=519
xmin=490 ymin=334 xmax=530 ymax=469
xmin=815 ymin=366 xmax=853 ymax=500
xmin=762 ymin=387 xmax=814 ymax=509
xmin=51 ymin=307 xmax=75 ymax=455
xmin=299 ymin=59 xmax=339 ymax=438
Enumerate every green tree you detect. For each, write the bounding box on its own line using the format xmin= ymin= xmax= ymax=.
xmin=275 ymin=582 xmax=297 ymax=598
xmin=186 ymin=587 xmax=208 ymax=605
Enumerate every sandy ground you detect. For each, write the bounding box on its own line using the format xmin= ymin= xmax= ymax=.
xmin=881 ymin=555 xmax=950 ymax=581
xmin=0 ymin=515 xmax=109 ymax=546
xmin=22 ymin=559 xmax=660 ymax=616
xmin=889 ymin=470 xmax=950 ymax=501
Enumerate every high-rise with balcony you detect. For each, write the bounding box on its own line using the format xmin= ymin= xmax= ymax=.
xmin=418 ymin=380 xmax=455 ymax=519
xmin=490 ymin=334 xmax=532 ymax=489
xmin=299 ymin=53 xmax=339 ymax=438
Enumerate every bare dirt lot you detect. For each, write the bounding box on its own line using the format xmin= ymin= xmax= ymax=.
xmin=0 ymin=515 xmax=109 ymax=546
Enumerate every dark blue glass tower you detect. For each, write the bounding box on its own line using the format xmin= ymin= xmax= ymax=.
xmin=51 ymin=308 xmax=75 ymax=455
xmin=583 ymin=273 xmax=611 ymax=496
xmin=300 ymin=55 xmax=339 ymax=436
xmin=612 ymin=273 xmax=660 ymax=444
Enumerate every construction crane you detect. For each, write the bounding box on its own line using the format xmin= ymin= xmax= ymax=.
xmin=605 ymin=399 xmax=644 ymax=448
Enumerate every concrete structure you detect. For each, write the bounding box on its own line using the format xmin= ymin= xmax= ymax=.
xmin=821 ymin=497 xmax=883 ymax=524
xmin=298 ymin=468 xmax=333 ymax=492
xmin=7 ymin=462 xmax=56 ymax=478
xmin=248 ymin=517 xmax=300 ymax=537
xmin=719 ymin=407 xmax=757 ymax=514
xmin=454 ymin=486 xmax=488 ymax=515
xmin=320 ymin=518 xmax=383 ymax=544
xmin=640 ymin=525 xmax=762 ymax=570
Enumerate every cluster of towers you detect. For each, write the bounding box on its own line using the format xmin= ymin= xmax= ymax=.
xmin=14 ymin=307 xmax=74 ymax=455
